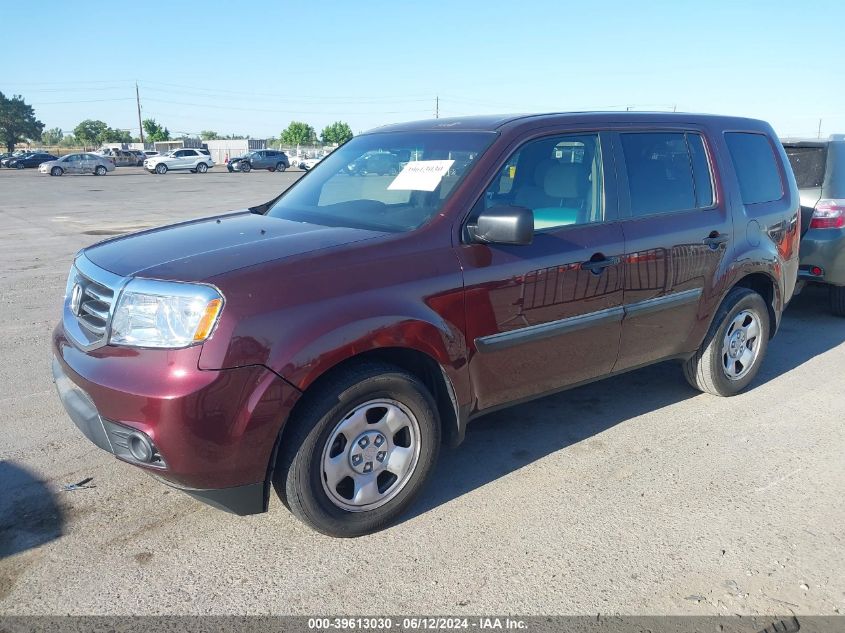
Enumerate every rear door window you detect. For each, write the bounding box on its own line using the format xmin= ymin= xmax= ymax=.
xmin=621 ymin=132 xmax=710 ymax=216
xmin=784 ymin=145 xmax=827 ymax=188
xmin=724 ymin=132 xmax=783 ymax=204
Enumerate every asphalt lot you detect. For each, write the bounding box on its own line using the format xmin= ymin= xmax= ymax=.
xmin=0 ymin=165 xmax=843 ymax=616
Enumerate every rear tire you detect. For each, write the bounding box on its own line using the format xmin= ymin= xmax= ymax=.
xmin=273 ymin=362 xmax=440 ymax=537
xmin=155 ymin=163 xmax=167 ymax=175
xmin=683 ymin=287 xmax=770 ymax=396
xmin=275 ymin=161 xmax=286 ymax=172
xmin=94 ymin=165 xmax=107 ymax=176
xmin=830 ymin=285 xmax=845 ymax=317
xmin=15 ymin=163 xmax=24 ymax=170
xmin=197 ymin=162 xmax=208 ymax=173
xmin=51 ymin=167 xmax=63 ymax=177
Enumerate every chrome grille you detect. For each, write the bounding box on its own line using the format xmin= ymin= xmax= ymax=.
xmin=77 ymin=278 xmax=113 ymax=335
xmin=64 ymin=255 xmax=125 ymax=349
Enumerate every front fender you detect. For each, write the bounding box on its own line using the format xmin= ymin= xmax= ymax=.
xmin=271 ymin=315 xmax=466 ymax=393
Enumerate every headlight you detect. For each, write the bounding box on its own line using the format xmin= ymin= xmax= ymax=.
xmin=109 ymin=279 xmax=224 ymax=348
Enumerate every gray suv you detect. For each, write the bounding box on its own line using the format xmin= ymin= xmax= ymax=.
xmin=227 ymin=149 xmax=290 ymax=173
xmin=783 ymin=135 xmax=845 ymax=315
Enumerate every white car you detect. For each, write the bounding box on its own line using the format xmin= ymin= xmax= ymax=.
xmin=300 ymin=155 xmax=325 ymax=170
xmin=144 ymin=148 xmax=214 ymax=175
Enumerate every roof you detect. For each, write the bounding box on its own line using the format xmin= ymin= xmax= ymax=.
xmin=781 ymin=134 xmax=844 ymax=144
xmin=367 ymin=111 xmax=771 ymax=134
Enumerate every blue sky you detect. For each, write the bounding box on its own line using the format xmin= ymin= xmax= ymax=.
xmin=2 ymin=0 xmax=842 ymax=139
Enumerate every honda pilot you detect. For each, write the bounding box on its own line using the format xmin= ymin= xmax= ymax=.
xmin=53 ymin=113 xmax=800 ymax=537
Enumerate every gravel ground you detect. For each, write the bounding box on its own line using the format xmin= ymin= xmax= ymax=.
xmin=0 ymin=166 xmax=843 ymax=616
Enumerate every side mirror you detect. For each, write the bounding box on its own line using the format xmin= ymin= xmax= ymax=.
xmin=467 ymin=205 xmax=534 ymax=245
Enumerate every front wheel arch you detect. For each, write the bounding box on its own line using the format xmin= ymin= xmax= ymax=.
xmin=275 ymin=347 xmax=462 ymax=465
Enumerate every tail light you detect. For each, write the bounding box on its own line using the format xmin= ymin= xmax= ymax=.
xmin=810 ymin=200 xmax=845 ymax=229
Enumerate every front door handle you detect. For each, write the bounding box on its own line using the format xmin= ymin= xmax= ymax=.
xmin=703 ymin=231 xmax=729 ymax=249
xmin=581 ymin=255 xmax=619 ymax=275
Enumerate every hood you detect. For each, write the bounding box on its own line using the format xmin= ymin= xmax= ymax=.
xmin=83 ymin=211 xmax=385 ymax=281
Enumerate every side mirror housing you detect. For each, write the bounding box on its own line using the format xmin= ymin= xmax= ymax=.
xmin=467 ymin=205 xmax=534 ymax=245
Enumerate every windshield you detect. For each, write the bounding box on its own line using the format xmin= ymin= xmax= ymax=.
xmin=266 ymin=131 xmax=495 ymax=232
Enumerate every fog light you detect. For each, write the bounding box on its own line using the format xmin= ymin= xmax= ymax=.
xmin=128 ymin=432 xmax=154 ymax=463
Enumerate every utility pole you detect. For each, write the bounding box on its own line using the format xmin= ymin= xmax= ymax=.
xmin=136 ymin=82 xmax=145 ymax=145
xmin=435 ymin=95 xmax=439 ymax=119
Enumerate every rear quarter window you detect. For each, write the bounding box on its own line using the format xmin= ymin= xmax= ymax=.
xmin=725 ymin=132 xmax=783 ymax=204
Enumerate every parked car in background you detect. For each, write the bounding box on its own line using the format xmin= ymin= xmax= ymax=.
xmin=2 ymin=152 xmax=31 ymax=167
xmin=299 ymin=155 xmax=326 ymax=170
xmin=127 ymin=149 xmax=146 ymax=166
xmin=143 ymin=150 xmax=159 ymax=158
xmin=783 ymin=135 xmax=845 ymax=315
xmin=144 ymin=148 xmax=214 ymax=174
xmin=5 ymin=152 xmax=57 ymax=169
xmin=97 ymin=148 xmax=136 ymax=167
xmin=345 ymin=150 xmax=401 ymax=175
xmin=228 ymin=149 xmax=290 ymax=173
xmin=39 ymin=153 xmax=115 ymax=176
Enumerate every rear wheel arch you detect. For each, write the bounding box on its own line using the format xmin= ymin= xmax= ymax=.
xmin=732 ymin=272 xmax=779 ymax=338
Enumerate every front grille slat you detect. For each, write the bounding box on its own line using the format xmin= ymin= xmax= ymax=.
xmin=84 ymin=285 xmax=112 ymax=303
xmin=77 ymin=314 xmax=106 ymax=335
xmin=80 ymin=300 xmax=109 ymax=321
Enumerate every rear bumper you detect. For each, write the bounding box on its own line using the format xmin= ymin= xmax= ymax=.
xmin=52 ymin=324 xmax=302 ymax=514
xmin=800 ymin=228 xmax=845 ymax=286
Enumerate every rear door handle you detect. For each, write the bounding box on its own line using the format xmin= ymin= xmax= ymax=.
xmin=581 ymin=255 xmax=619 ymax=275
xmin=703 ymin=232 xmax=729 ymax=249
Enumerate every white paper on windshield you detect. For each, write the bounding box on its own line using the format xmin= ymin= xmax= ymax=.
xmin=387 ymin=160 xmax=455 ymax=191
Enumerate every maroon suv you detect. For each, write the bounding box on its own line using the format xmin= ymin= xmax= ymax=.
xmin=53 ymin=113 xmax=800 ymax=536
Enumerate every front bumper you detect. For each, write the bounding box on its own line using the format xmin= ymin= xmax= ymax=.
xmin=800 ymin=227 xmax=845 ymax=286
xmin=52 ymin=324 xmax=302 ymax=514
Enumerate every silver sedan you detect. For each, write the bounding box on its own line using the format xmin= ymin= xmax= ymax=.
xmin=39 ymin=153 xmax=116 ymax=176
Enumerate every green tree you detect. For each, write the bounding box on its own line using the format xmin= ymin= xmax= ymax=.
xmin=102 ymin=127 xmax=133 ymax=143
xmin=0 ymin=92 xmax=45 ymax=153
xmin=281 ymin=121 xmax=317 ymax=146
xmin=142 ymin=118 xmax=170 ymax=142
xmin=320 ymin=121 xmax=353 ymax=145
xmin=73 ymin=119 xmax=109 ymax=148
xmin=200 ymin=130 xmax=219 ymax=140
xmin=41 ymin=127 xmax=64 ymax=145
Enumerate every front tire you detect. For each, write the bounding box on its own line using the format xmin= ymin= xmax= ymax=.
xmin=15 ymin=163 xmax=24 ymax=170
xmin=51 ymin=167 xmax=63 ymax=177
xmin=273 ymin=362 xmax=440 ymax=537
xmin=94 ymin=165 xmax=107 ymax=176
xmin=240 ymin=161 xmax=251 ymax=173
xmin=155 ymin=163 xmax=167 ymax=175
xmin=683 ymin=287 xmax=770 ymax=396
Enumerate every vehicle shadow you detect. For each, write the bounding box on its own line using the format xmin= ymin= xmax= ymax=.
xmin=406 ymin=284 xmax=845 ymax=521
xmin=0 ymin=462 xmax=64 ymax=559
